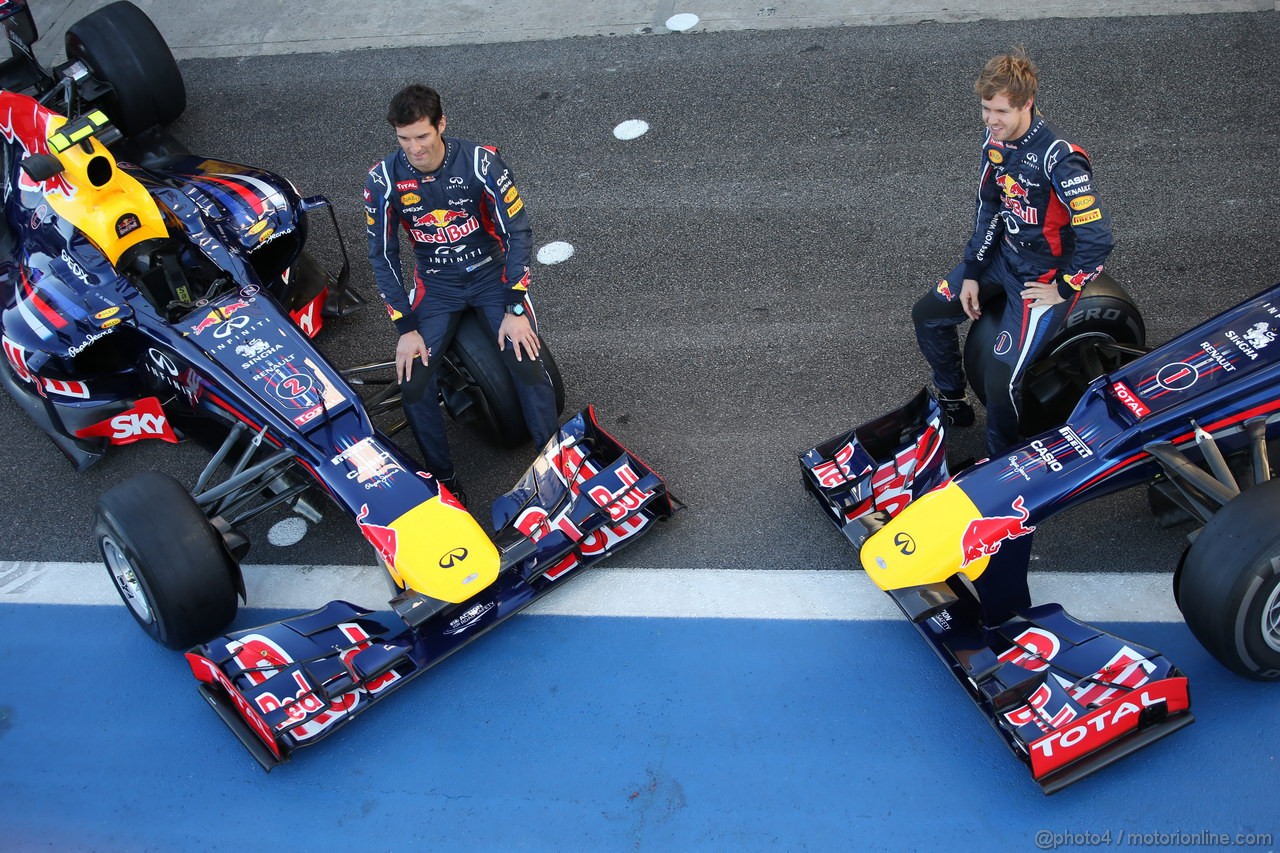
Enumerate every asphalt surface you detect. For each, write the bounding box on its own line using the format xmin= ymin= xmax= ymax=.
xmin=2 ymin=12 xmax=1278 ymax=579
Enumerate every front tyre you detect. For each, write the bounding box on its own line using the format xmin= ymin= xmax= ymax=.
xmin=1177 ymin=479 xmax=1280 ymax=681
xmin=65 ymin=1 xmax=186 ymax=136
xmin=95 ymin=471 xmax=238 ymax=649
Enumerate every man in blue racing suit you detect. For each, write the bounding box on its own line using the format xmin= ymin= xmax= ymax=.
xmin=365 ymin=84 xmax=558 ymax=498
xmin=912 ymin=48 xmax=1114 ymax=455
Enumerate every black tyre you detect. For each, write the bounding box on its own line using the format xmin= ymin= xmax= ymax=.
xmin=95 ymin=471 xmax=238 ymax=649
xmin=1177 ymin=479 xmax=1280 ymax=680
xmin=447 ymin=310 xmax=566 ymax=447
xmin=66 ymin=1 xmax=186 ymax=136
xmin=964 ymin=272 xmax=1146 ymax=435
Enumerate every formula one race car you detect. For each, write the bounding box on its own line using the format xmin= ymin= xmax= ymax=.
xmin=801 ymin=280 xmax=1280 ymax=794
xmin=1 ymin=2 xmax=677 ymax=768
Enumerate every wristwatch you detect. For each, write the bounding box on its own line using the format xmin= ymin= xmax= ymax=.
xmin=505 ymin=302 xmax=526 ymax=316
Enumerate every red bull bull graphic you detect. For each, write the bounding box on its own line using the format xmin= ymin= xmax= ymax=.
xmin=997 ymin=173 xmax=1029 ymax=200
xmin=997 ymin=174 xmax=1039 ymax=223
xmin=0 ymin=94 xmax=79 ymax=200
xmin=1063 ymin=265 xmax=1103 ymax=291
xmin=936 ymin=279 xmax=955 ymax=302
xmin=959 ymin=495 xmax=1036 ymax=567
xmin=356 ymin=503 xmax=399 ymax=568
xmin=409 ymin=209 xmax=478 ymax=244
xmin=190 ymin=299 xmax=252 ymax=335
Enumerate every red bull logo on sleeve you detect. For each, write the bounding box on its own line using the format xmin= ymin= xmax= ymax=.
xmin=936 ymin=279 xmax=955 ymax=302
xmin=1063 ymin=265 xmax=1103 ymax=291
xmin=409 ymin=209 xmax=478 ymax=244
xmin=959 ymin=495 xmax=1036 ymax=568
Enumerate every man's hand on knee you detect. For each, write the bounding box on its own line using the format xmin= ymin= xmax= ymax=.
xmin=396 ymin=330 xmax=431 ymax=383
xmin=1020 ymin=281 xmax=1065 ymax=308
xmin=499 ymin=314 xmax=541 ymax=362
xmin=960 ymin=278 xmax=982 ymax=320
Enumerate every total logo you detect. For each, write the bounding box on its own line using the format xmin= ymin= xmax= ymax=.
xmin=1111 ymin=381 xmax=1150 ymax=418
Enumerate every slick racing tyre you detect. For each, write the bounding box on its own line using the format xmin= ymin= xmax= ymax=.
xmin=66 ymin=1 xmax=186 ymax=136
xmin=965 ymin=272 xmax=1146 ymax=436
xmin=445 ymin=310 xmax=566 ymax=448
xmin=95 ymin=471 xmax=238 ymax=649
xmin=1177 ymin=479 xmax=1280 ymax=681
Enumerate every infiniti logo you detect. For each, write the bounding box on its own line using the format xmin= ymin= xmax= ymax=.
xmin=439 ymin=547 xmax=469 ymax=568
xmin=894 ymin=532 xmax=916 ymax=555
xmin=212 ymin=315 xmax=251 ymax=338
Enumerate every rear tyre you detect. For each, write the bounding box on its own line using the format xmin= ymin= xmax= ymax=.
xmin=95 ymin=471 xmax=238 ymax=649
xmin=964 ymin=272 xmax=1145 ymax=435
xmin=447 ymin=311 xmax=566 ymax=447
xmin=1177 ymin=479 xmax=1280 ymax=681
xmin=66 ymin=1 xmax=186 ymax=136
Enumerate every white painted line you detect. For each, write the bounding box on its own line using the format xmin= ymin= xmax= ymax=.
xmin=0 ymin=561 xmax=1183 ymax=622
xmin=613 ymin=119 xmax=650 ymax=140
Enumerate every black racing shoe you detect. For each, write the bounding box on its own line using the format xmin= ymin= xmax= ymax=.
xmin=937 ymin=395 xmax=975 ymax=428
xmin=438 ymin=476 xmax=470 ymax=508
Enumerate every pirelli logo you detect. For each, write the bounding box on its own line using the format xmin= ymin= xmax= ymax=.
xmin=1072 ymin=209 xmax=1102 ymax=226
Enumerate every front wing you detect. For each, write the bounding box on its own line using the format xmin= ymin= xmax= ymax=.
xmin=188 ymin=407 xmax=676 ymax=769
xmin=801 ymin=391 xmax=1193 ymax=793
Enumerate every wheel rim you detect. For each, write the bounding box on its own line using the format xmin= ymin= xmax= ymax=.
xmin=1263 ymin=581 xmax=1280 ymax=654
xmin=102 ymin=536 xmax=154 ymax=624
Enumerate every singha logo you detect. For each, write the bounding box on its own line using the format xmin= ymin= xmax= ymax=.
xmin=236 ymin=339 xmax=271 ymax=359
xmin=1243 ymin=322 xmax=1275 ymax=350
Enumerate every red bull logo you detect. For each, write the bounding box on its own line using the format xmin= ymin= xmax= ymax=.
xmin=356 ymin=503 xmax=399 ymax=568
xmin=412 ymin=209 xmax=470 ymax=229
xmin=997 ymin=174 xmax=1029 ymax=200
xmin=936 ymin=279 xmax=955 ymax=301
xmin=959 ymin=495 xmax=1036 ymax=567
xmin=190 ymin=299 xmax=251 ymax=335
xmin=1063 ymin=265 xmax=1102 ymax=290
xmin=409 ymin=209 xmax=479 ymax=245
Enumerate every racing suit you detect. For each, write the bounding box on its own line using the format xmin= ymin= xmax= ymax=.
xmin=912 ymin=114 xmax=1114 ymax=454
xmin=365 ymin=138 xmax=558 ymax=482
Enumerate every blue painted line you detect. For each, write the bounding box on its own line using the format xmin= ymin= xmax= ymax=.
xmin=0 ymin=605 xmax=1275 ymax=851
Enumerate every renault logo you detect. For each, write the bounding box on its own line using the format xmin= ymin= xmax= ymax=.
xmin=439 ymin=547 xmax=469 ymax=569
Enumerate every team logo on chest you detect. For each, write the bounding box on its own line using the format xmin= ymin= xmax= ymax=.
xmin=997 ymin=172 xmax=1039 ymax=225
xmin=408 ymin=209 xmax=478 ymax=244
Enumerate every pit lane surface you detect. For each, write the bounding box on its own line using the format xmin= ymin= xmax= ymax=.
xmin=2 ymin=9 xmax=1279 ymax=849
xmin=2 ymin=12 xmax=1278 ymax=575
